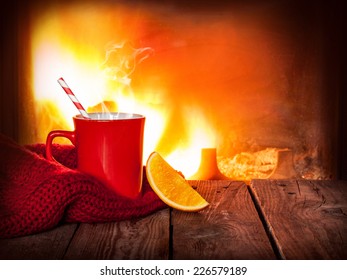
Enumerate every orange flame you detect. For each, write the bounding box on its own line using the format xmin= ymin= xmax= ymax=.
xmin=30 ymin=2 xmax=316 ymax=180
xmin=30 ymin=3 xmax=218 ymax=177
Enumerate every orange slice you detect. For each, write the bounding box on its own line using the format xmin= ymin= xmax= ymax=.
xmin=146 ymin=152 xmax=209 ymax=212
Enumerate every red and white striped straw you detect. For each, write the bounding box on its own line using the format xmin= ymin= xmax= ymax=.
xmin=57 ymin=77 xmax=90 ymax=119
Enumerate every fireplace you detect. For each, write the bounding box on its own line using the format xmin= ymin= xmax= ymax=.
xmin=1 ymin=0 xmax=345 ymax=180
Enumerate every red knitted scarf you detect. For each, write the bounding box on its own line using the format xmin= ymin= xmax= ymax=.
xmin=0 ymin=134 xmax=166 ymax=238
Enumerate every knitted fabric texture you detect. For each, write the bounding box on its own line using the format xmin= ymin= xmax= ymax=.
xmin=0 ymin=134 xmax=166 ymax=238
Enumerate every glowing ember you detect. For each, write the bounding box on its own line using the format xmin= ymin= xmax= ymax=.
xmin=218 ymin=148 xmax=280 ymax=181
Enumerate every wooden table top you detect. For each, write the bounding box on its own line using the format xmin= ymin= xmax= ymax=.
xmin=1 ymin=180 xmax=346 ymax=260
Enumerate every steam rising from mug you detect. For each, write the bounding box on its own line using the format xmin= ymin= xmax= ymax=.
xmin=97 ymin=41 xmax=154 ymax=118
xmin=102 ymin=41 xmax=154 ymax=84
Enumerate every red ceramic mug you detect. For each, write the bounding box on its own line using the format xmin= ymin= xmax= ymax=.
xmin=46 ymin=112 xmax=145 ymax=199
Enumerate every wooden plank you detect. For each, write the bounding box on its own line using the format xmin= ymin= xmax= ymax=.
xmin=250 ymin=180 xmax=347 ymax=259
xmin=0 ymin=224 xmax=77 ymax=260
xmin=171 ymin=180 xmax=276 ymax=259
xmin=64 ymin=209 xmax=170 ymax=260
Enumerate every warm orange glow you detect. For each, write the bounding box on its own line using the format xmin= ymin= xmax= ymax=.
xmin=165 ymin=106 xmax=217 ymax=177
xmin=31 ymin=3 xmax=168 ymax=159
xmin=30 ymin=2 xmax=299 ymax=179
xmin=218 ymin=148 xmax=280 ymax=181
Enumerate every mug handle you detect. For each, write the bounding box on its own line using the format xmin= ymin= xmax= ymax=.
xmin=46 ymin=130 xmax=76 ymax=165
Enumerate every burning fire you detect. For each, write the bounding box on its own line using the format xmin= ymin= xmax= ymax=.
xmin=31 ymin=3 xmax=218 ymax=178
xmin=29 ymin=2 xmax=326 ymax=180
